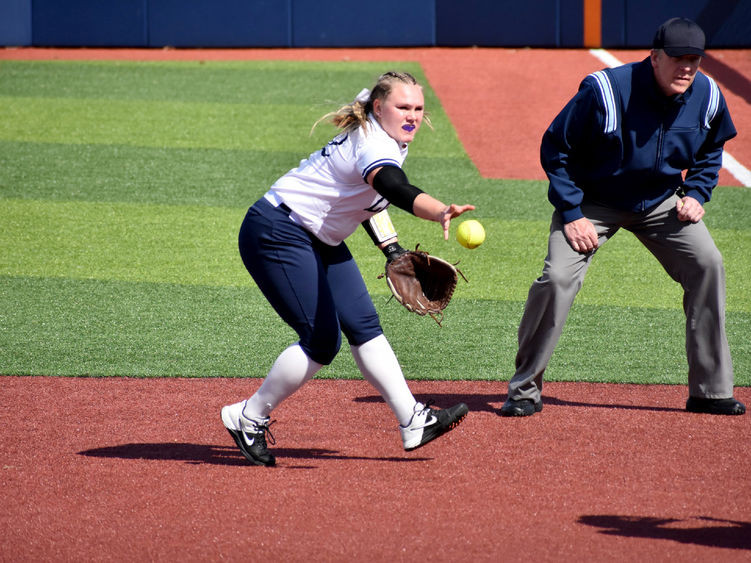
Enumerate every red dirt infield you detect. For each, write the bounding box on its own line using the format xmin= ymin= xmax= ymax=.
xmin=2 ymin=377 xmax=750 ymax=561
xmin=1 ymin=47 xmax=750 ymax=561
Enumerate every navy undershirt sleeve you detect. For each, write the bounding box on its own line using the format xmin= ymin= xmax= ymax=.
xmin=371 ymin=165 xmax=424 ymax=214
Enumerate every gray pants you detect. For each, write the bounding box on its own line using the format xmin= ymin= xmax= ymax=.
xmin=508 ymin=195 xmax=734 ymax=402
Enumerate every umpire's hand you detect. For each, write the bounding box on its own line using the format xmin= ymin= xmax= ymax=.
xmin=564 ymin=217 xmax=599 ymax=253
xmin=677 ymin=196 xmax=705 ymax=223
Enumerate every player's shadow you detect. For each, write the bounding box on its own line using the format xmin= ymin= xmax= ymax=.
xmin=353 ymin=393 xmax=684 ymax=414
xmin=579 ymin=515 xmax=751 ymax=550
xmin=78 ymin=443 xmax=429 ymax=466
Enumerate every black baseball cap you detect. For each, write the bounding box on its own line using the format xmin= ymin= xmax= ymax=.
xmin=652 ymin=17 xmax=706 ymax=57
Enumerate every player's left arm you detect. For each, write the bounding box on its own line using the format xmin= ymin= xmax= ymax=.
xmin=361 ymin=209 xmax=407 ymax=262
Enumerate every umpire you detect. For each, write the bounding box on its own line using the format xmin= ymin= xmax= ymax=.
xmin=501 ymin=17 xmax=745 ymax=416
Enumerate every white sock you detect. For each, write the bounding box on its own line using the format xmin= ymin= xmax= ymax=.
xmin=242 ymin=343 xmax=323 ymax=422
xmin=350 ymin=334 xmax=417 ymax=426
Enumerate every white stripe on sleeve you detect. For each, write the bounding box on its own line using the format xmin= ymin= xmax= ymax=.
xmin=589 ymin=71 xmax=617 ymax=134
xmin=704 ymin=75 xmax=719 ymax=129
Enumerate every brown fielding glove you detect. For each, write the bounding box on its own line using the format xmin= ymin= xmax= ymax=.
xmin=380 ymin=245 xmax=466 ymax=326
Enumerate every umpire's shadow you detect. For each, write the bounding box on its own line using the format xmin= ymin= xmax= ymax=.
xmin=579 ymin=514 xmax=751 ymax=550
xmin=353 ymin=393 xmax=685 ymax=414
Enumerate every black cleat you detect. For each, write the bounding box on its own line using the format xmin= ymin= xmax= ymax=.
xmin=401 ymin=402 xmax=469 ymax=451
xmin=221 ymin=401 xmax=276 ymax=466
xmin=499 ymin=397 xmax=543 ymax=417
xmin=686 ymin=396 xmax=745 ymax=416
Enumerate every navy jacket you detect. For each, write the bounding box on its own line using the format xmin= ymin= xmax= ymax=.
xmin=541 ymin=57 xmax=737 ymax=223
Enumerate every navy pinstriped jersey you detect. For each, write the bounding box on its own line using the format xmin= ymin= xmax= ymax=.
xmin=541 ymin=57 xmax=737 ymax=223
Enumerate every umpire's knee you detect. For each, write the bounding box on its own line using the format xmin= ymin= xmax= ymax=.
xmin=539 ymin=263 xmax=583 ymax=295
xmin=689 ymin=245 xmax=726 ymax=292
xmin=696 ymin=244 xmax=724 ymax=272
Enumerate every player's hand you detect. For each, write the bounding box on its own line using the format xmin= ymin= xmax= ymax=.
xmin=439 ymin=204 xmax=475 ymax=240
xmin=676 ymin=196 xmax=704 ymax=223
xmin=564 ymin=217 xmax=599 ymax=253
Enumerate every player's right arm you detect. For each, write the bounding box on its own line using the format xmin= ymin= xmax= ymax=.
xmin=366 ymin=165 xmax=474 ymax=240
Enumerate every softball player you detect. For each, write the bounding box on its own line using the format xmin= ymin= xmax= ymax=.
xmin=222 ymin=71 xmax=475 ymax=466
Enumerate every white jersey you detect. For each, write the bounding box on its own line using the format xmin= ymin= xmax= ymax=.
xmin=265 ymin=115 xmax=408 ymax=246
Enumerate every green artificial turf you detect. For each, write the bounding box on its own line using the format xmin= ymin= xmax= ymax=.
xmin=0 ymin=59 xmax=748 ymax=384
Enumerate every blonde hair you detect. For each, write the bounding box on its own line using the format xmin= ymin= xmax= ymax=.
xmin=312 ymin=71 xmax=431 ymax=134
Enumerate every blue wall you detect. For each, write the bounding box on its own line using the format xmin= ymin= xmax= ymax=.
xmin=1 ymin=0 xmax=749 ymax=48
xmin=435 ymin=0 xmax=583 ymax=47
xmin=291 ymin=0 xmax=435 ymax=47
xmin=149 ymin=0 xmax=289 ymax=47
xmin=31 ymin=0 xmax=148 ymax=47
xmin=602 ymin=0 xmax=751 ymax=48
xmin=0 ymin=0 xmax=32 ymax=46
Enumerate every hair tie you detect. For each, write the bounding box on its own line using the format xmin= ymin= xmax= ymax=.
xmin=354 ymin=88 xmax=371 ymax=104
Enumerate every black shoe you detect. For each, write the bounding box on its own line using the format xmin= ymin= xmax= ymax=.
xmin=686 ymin=396 xmax=746 ymax=415
xmin=500 ymin=397 xmax=543 ymax=417
xmin=401 ymin=402 xmax=469 ymax=451
xmin=221 ymin=402 xmax=277 ymax=466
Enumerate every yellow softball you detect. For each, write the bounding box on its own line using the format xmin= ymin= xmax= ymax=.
xmin=456 ymin=219 xmax=486 ymax=249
